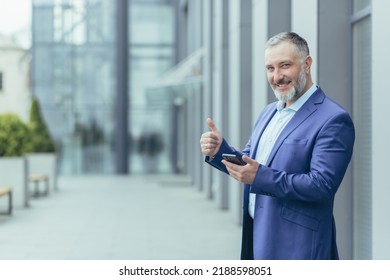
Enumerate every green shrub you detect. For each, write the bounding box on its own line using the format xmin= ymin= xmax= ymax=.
xmin=137 ymin=131 xmax=164 ymax=157
xmin=26 ymin=96 xmax=56 ymax=153
xmin=0 ymin=114 xmax=30 ymax=157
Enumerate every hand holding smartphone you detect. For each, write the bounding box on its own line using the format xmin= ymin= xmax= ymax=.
xmin=222 ymin=153 xmax=246 ymax=166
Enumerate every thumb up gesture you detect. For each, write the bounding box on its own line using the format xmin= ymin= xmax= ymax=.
xmin=200 ymin=118 xmax=222 ymax=157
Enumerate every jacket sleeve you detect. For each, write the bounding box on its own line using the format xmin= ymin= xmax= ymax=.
xmin=205 ymin=139 xmax=247 ymax=174
xmin=250 ymin=112 xmax=355 ymax=202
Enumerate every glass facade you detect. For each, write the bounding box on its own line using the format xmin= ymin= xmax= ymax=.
xmin=129 ymin=1 xmax=176 ymax=174
xmin=32 ymin=0 xmax=176 ymax=175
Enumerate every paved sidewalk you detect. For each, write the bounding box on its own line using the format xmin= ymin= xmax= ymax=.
xmin=0 ymin=175 xmax=241 ymax=260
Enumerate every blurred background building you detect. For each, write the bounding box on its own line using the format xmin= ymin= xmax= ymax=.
xmin=31 ymin=0 xmax=177 ymax=175
xmin=0 ymin=0 xmax=389 ymax=260
xmin=0 ymin=35 xmax=31 ymax=122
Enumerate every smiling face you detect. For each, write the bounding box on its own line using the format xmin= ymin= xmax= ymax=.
xmin=265 ymin=41 xmax=312 ymax=107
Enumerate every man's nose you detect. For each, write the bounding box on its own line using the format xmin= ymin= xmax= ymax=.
xmin=273 ymin=68 xmax=284 ymax=83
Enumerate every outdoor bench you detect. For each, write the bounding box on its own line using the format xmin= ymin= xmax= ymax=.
xmin=29 ymin=174 xmax=49 ymax=197
xmin=0 ymin=187 xmax=12 ymax=215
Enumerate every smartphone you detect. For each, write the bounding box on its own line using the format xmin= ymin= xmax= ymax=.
xmin=222 ymin=153 xmax=246 ymax=166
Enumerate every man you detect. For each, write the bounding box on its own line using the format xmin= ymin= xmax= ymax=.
xmin=199 ymin=32 xmax=355 ymax=260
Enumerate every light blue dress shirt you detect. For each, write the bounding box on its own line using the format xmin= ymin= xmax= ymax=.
xmin=248 ymin=83 xmax=318 ymax=218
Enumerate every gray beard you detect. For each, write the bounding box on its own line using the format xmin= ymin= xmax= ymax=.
xmin=273 ymin=67 xmax=306 ymax=103
xmin=273 ymin=87 xmax=297 ymax=103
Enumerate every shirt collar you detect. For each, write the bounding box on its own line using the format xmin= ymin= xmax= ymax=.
xmin=276 ymin=83 xmax=318 ymax=112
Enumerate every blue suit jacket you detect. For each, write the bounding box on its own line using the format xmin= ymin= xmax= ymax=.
xmin=206 ymin=87 xmax=355 ymax=259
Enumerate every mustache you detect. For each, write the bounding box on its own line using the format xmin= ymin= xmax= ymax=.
xmin=273 ymin=79 xmax=291 ymax=86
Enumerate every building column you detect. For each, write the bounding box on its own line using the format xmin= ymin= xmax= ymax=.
xmin=252 ymin=0 xmax=269 ymax=122
xmin=200 ymin=0 xmax=213 ymax=198
xmin=228 ymin=0 xmax=253 ymax=224
xmin=318 ymin=0 xmax=353 ymax=260
xmin=291 ymin=0 xmax=317 ymax=82
xmin=115 ymin=0 xmax=129 ymax=174
xmin=212 ymin=0 xmax=230 ymax=209
xmin=372 ymin=0 xmax=390 ymax=259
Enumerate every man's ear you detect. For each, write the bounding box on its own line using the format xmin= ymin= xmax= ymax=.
xmin=305 ymin=55 xmax=313 ymax=74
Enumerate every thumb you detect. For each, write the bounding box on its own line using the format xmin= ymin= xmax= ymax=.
xmin=242 ymin=155 xmax=256 ymax=165
xmin=207 ymin=118 xmax=218 ymax=132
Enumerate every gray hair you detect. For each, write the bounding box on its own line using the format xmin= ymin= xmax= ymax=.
xmin=265 ymin=32 xmax=310 ymax=61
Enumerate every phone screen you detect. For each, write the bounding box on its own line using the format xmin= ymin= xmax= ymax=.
xmin=222 ymin=153 xmax=246 ymax=165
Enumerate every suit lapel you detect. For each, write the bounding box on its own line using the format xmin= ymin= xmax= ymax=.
xmin=265 ymin=89 xmax=325 ymax=166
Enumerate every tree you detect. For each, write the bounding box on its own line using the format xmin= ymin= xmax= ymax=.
xmin=0 ymin=114 xmax=29 ymax=157
xmin=137 ymin=131 xmax=164 ymax=157
xmin=26 ymin=96 xmax=56 ymax=153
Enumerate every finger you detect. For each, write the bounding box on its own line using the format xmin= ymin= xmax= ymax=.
xmin=200 ymin=137 xmax=218 ymax=146
xmin=242 ymin=155 xmax=253 ymax=164
xmin=202 ymin=142 xmax=217 ymax=150
xmin=200 ymin=131 xmax=217 ymax=140
xmin=222 ymin=159 xmax=236 ymax=170
xmin=222 ymin=160 xmax=238 ymax=178
xmin=207 ymin=118 xmax=218 ymax=133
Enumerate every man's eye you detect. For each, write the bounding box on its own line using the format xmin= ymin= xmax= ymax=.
xmin=282 ymin=64 xmax=290 ymax=68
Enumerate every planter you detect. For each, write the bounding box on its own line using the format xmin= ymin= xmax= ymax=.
xmin=142 ymin=155 xmax=159 ymax=174
xmin=26 ymin=153 xmax=58 ymax=194
xmin=0 ymin=157 xmax=29 ymax=208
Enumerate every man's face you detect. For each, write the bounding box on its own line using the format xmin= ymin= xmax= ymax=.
xmin=265 ymin=41 xmax=309 ymax=105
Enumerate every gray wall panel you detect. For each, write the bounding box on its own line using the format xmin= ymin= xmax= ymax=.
xmin=318 ymin=0 xmax=353 ymax=259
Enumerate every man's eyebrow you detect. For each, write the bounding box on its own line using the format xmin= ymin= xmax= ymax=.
xmin=279 ymin=60 xmax=293 ymax=64
xmin=265 ymin=60 xmax=292 ymax=66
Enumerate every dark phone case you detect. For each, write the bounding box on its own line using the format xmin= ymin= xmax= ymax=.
xmin=222 ymin=154 xmax=246 ymax=165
